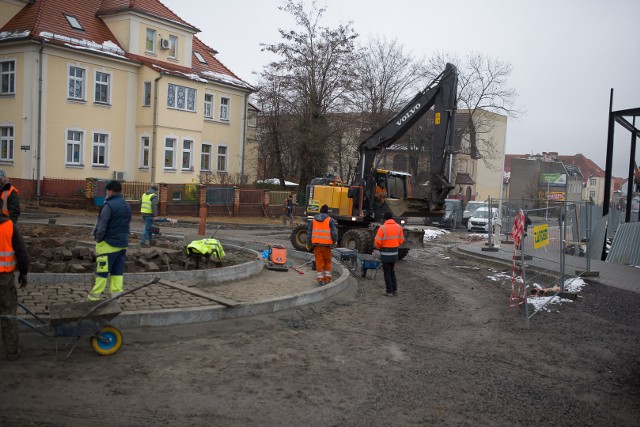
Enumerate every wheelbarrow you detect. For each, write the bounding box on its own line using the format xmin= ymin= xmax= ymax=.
xmin=3 ymin=278 xmax=161 ymax=360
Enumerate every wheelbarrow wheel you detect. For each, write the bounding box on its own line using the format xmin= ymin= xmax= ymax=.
xmin=90 ymin=325 xmax=123 ymax=356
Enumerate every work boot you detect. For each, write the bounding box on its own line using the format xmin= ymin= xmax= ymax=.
xmin=317 ymin=279 xmax=325 ymax=286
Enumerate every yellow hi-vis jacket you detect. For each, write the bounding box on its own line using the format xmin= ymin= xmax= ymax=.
xmin=187 ymin=238 xmax=225 ymax=260
xmin=141 ymin=193 xmax=156 ymax=214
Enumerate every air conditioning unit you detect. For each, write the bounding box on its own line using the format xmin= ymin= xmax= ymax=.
xmin=113 ymin=171 xmax=125 ymax=180
xmin=160 ymin=38 xmax=170 ymax=49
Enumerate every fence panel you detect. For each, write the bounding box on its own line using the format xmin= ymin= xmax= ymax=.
xmin=121 ymin=181 xmax=149 ymax=202
xmin=238 ymin=189 xmax=266 ymax=217
xmin=206 ymin=186 xmax=234 ymax=216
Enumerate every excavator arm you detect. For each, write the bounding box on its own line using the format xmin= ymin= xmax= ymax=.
xmin=352 ymin=63 xmax=458 ymax=215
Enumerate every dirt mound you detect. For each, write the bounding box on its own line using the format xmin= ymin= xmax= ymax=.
xmin=20 ymin=223 xmax=256 ymax=274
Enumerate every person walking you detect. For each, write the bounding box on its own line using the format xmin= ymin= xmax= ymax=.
xmin=374 ymin=211 xmax=404 ymax=296
xmin=282 ymin=194 xmax=294 ymax=227
xmin=0 ymin=210 xmax=29 ymax=360
xmin=140 ymin=185 xmax=158 ymax=247
xmin=0 ymin=174 xmax=20 ymax=223
xmin=88 ymin=180 xmax=132 ymax=301
xmin=307 ymin=204 xmax=337 ymax=285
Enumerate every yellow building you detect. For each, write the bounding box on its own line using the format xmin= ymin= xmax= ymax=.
xmin=0 ymin=0 xmax=253 ymax=188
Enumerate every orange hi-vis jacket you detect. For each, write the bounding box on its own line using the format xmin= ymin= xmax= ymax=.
xmin=311 ymin=217 xmax=334 ymax=245
xmin=0 ymin=220 xmax=16 ymax=273
xmin=1 ymin=186 xmax=18 ymax=218
xmin=375 ymin=219 xmax=404 ymax=249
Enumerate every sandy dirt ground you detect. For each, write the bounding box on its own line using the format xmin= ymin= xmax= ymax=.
xmin=0 ymin=223 xmax=639 ymax=426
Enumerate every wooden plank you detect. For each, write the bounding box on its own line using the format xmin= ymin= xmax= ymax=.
xmin=157 ymin=280 xmax=239 ymax=307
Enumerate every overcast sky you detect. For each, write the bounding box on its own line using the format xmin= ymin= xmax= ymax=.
xmin=163 ymin=0 xmax=640 ymax=177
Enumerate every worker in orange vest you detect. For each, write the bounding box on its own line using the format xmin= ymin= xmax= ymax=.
xmin=374 ymin=211 xmax=404 ymax=296
xmin=307 ymin=204 xmax=337 ymax=285
xmin=0 ymin=175 xmax=20 ymax=223
xmin=0 ymin=209 xmax=29 ymax=361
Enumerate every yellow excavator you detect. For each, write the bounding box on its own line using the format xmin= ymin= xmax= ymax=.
xmin=290 ymin=63 xmax=458 ymax=258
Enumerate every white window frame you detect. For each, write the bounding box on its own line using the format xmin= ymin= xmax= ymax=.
xmin=216 ymin=144 xmax=228 ymax=173
xmin=590 ymin=178 xmax=596 ymax=186
xmin=219 ymin=96 xmax=230 ymax=121
xmin=140 ymin=135 xmax=150 ymax=168
xmin=91 ymin=131 xmax=110 ymax=166
xmin=0 ymin=125 xmax=14 ymax=161
xmin=0 ymin=60 xmax=16 ymax=95
xmin=146 ymin=28 xmax=156 ymax=53
xmin=94 ymin=70 xmax=111 ymax=105
xmin=142 ymin=81 xmax=151 ymax=107
xmin=200 ymin=143 xmax=212 ymax=172
xmin=168 ymin=35 xmax=178 ymax=59
xmin=164 ymin=137 xmax=176 ymax=169
xmin=204 ymin=94 xmax=213 ymax=119
xmin=68 ymin=65 xmax=86 ymax=101
xmin=181 ymin=139 xmax=193 ymax=171
xmin=167 ymin=83 xmax=197 ymax=112
xmin=65 ymin=129 xmax=84 ymax=166
xmin=589 ymin=191 xmax=596 ymax=199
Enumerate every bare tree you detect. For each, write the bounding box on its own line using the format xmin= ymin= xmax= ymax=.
xmin=259 ymin=0 xmax=358 ymax=189
xmin=422 ymin=52 xmax=523 ymax=169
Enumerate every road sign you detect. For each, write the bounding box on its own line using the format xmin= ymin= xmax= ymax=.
xmin=533 ymin=224 xmax=549 ymax=249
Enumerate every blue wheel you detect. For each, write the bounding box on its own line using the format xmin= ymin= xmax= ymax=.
xmin=90 ymin=326 xmax=123 ymax=356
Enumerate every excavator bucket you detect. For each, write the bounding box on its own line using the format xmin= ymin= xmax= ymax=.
xmin=402 ymin=226 xmax=426 ymax=249
xmin=386 ymin=198 xmax=445 ymax=219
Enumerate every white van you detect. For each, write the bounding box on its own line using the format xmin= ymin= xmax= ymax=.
xmin=467 ymin=207 xmax=500 ymax=232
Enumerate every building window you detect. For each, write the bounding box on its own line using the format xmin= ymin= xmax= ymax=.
xmin=164 ymin=138 xmax=176 ymax=169
xmin=140 ymin=136 xmax=150 ymax=168
xmin=142 ymin=81 xmax=151 ymax=107
xmin=217 ymin=145 xmax=227 ymax=172
xmin=194 ymin=51 xmax=207 ymax=64
xmin=65 ymin=130 xmax=84 ymax=165
xmin=68 ymin=66 xmax=86 ymax=100
xmin=92 ymin=132 xmax=109 ymax=166
xmin=0 ymin=126 xmax=14 ymax=161
xmin=589 ymin=191 xmax=596 ymax=199
xmin=590 ymin=178 xmax=596 ymax=186
xmin=0 ymin=60 xmax=15 ymax=95
xmin=168 ymin=35 xmax=178 ymax=59
xmin=167 ymin=83 xmax=196 ymax=112
xmin=219 ymin=97 xmax=230 ymax=121
xmin=458 ymin=159 xmax=469 ymax=174
xmin=146 ymin=28 xmax=156 ymax=53
xmin=201 ymin=144 xmax=212 ymax=171
xmin=94 ymin=71 xmax=111 ymax=104
xmin=204 ymin=94 xmax=213 ymax=119
xmin=64 ymin=14 xmax=83 ymax=30
xmin=181 ymin=139 xmax=193 ymax=170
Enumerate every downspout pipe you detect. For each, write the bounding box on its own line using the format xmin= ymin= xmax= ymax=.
xmin=151 ymin=73 xmax=163 ymax=185
xmin=36 ymin=39 xmax=44 ymax=205
xmin=240 ymin=93 xmax=248 ymax=183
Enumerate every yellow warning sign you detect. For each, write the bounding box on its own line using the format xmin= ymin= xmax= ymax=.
xmin=435 ymin=112 xmax=441 ymax=125
xmin=533 ymin=224 xmax=549 ymax=249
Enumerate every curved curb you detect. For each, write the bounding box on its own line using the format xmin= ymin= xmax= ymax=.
xmin=112 ymin=252 xmax=352 ymax=328
xmin=28 ymin=244 xmax=263 ymax=285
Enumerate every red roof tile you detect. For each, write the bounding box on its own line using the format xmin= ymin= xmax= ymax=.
xmin=0 ymin=0 xmax=251 ymax=89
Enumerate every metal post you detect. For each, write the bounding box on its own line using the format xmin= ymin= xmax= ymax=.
xmin=522 ymin=237 xmax=529 ymax=327
xmin=603 ymin=89 xmax=615 ymax=216
xmin=586 ymin=201 xmax=592 ymax=272
xmin=560 ymin=201 xmax=566 ymax=291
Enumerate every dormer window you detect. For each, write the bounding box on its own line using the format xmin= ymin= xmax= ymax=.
xmin=64 ymin=14 xmax=83 ymax=31
xmin=194 ymin=52 xmax=207 ymax=64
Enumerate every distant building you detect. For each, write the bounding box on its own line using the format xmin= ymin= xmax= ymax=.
xmin=504 ymin=152 xmax=615 ymax=206
xmin=0 ymin=0 xmax=254 ymax=185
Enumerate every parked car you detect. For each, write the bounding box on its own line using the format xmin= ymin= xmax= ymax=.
xmin=462 ymin=201 xmax=488 ymax=226
xmin=425 ymin=199 xmax=463 ymax=229
xmin=467 ymin=207 xmax=501 ymax=233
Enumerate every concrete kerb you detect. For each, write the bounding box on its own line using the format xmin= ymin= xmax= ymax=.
xmin=113 ymin=248 xmax=353 ymax=328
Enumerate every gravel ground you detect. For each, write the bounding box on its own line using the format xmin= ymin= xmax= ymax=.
xmin=0 ymin=222 xmax=638 ymax=426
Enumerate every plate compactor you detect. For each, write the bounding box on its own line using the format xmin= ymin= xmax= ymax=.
xmin=265 ymin=244 xmax=289 ymax=272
